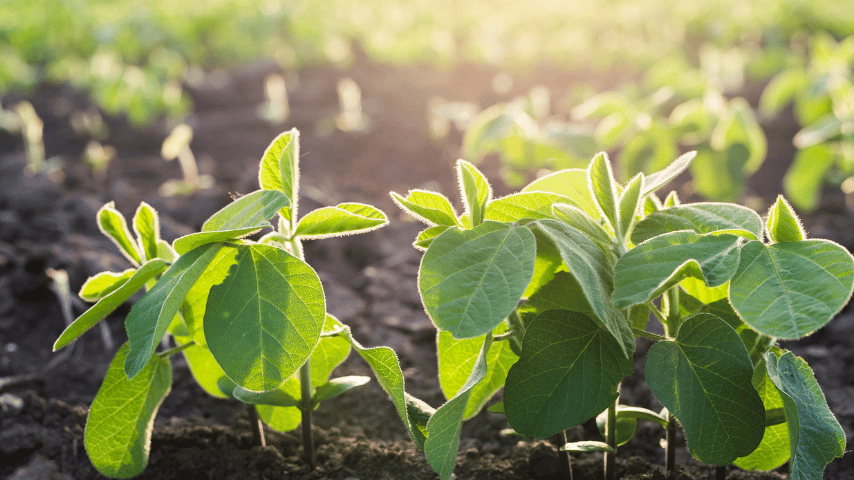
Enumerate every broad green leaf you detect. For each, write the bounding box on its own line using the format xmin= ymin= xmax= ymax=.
xmin=419 ymin=222 xmax=536 ymax=339
xmin=204 ymin=244 xmax=325 ymax=392
xmin=525 ymin=271 xmax=594 ymax=317
xmin=456 ymin=159 xmax=491 ymax=227
xmin=202 ymin=189 xmax=289 ymax=232
xmin=255 ymin=315 xmax=351 ymax=432
xmin=414 ymin=226 xmax=450 ymax=251
xmin=173 ymin=228 xmax=261 ymax=255
xmin=680 ymin=276 xmax=728 ymax=303
xmin=98 ymin=202 xmax=142 ymax=266
xmin=537 ymin=220 xmax=634 ymax=356
xmin=390 ymin=190 xmax=460 ymax=227
xmin=406 ymin=395 xmax=437 ymax=447
xmin=523 ymin=168 xmax=600 ymax=219
xmin=233 ymin=385 xmax=300 ymax=407
xmin=438 ymin=323 xmax=518 ymax=419
xmin=132 ymin=202 xmax=159 ymax=262
xmin=179 ymin=246 xmax=241 ymax=343
xmin=730 ymin=240 xmax=854 ymax=339
xmin=505 ymin=310 xmax=632 ymax=438
xmin=179 ymin=343 xmax=230 ymax=399
xmin=632 ymin=203 xmax=763 ymax=244
xmin=79 ymin=268 xmax=136 ymax=302
xmin=734 ymin=361 xmax=790 ymax=471
xmin=783 ymin=144 xmax=835 ymax=211
xmin=646 ymin=314 xmax=764 ymax=464
xmin=294 ymin=203 xmax=388 ymax=239
xmin=85 ymin=343 xmax=171 ymax=479
xmin=523 ymin=229 xmax=564 ymax=298
xmin=551 ymin=203 xmax=613 ymax=246
xmin=425 ymin=334 xmax=492 ymax=480
xmin=338 ymin=326 xmax=421 ymax=446
xmin=766 ymin=195 xmax=805 ymax=243
xmin=588 ymin=153 xmax=620 ymax=232
xmin=618 ymin=173 xmax=643 ymax=240
xmin=156 ymin=240 xmax=176 ymax=262
xmin=258 ymin=129 xmax=299 ymax=224
xmin=613 ymin=231 xmax=742 ymax=309
xmin=54 ymin=259 xmax=169 ymax=351
xmin=125 ymin=244 xmax=224 ymax=378
xmin=766 ymin=351 xmax=845 ymax=480
xmin=484 ymin=191 xmax=572 ymax=223
xmin=314 ymin=375 xmax=371 ymax=404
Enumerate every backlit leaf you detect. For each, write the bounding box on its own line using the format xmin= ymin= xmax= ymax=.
xmin=734 ymin=360 xmax=790 ymax=471
xmin=78 ymin=269 xmax=136 ymax=302
xmin=132 ymin=202 xmax=159 ymax=262
xmin=98 ymin=202 xmax=142 ymax=266
xmin=294 ymin=202 xmax=388 ymax=240
xmin=419 ymin=222 xmax=536 ymax=339
xmin=414 ymin=226 xmax=450 ymax=251
xmin=204 ymin=244 xmax=325 ymax=391
xmin=457 ymin=159 xmax=491 ymax=227
xmin=632 ymin=203 xmax=763 ymax=244
xmin=85 ymin=343 xmax=171 ymax=479
xmin=523 ymin=168 xmax=600 ymax=219
xmin=618 ymin=173 xmax=643 ymax=240
xmin=588 ymin=152 xmax=620 ymax=232
xmin=484 ymin=191 xmax=572 ymax=222
xmin=258 ymin=129 xmax=299 ymax=224
xmin=729 ymin=240 xmax=854 ymax=339
xmin=766 ymin=195 xmax=805 ymax=243
xmin=202 ymin=189 xmax=289 ymax=232
xmin=783 ymin=144 xmax=835 ymax=211
xmin=391 ymin=190 xmax=460 ymax=227
xmin=505 ymin=310 xmax=631 ymax=438
xmin=646 ymin=314 xmax=764 ymax=464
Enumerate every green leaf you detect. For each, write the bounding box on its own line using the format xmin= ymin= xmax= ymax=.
xmin=734 ymin=360 xmax=791 ymax=471
xmin=202 ymin=189 xmax=290 ymax=232
xmin=78 ymin=268 xmax=136 ymax=302
xmin=314 ymin=375 xmax=371 ymax=404
xmin=233 ymin=385 xmax=300 ymax=407
xmin=156 ymin=240 xmax=176 ymax=262
xmin=204 ymin=244 xmax=325 ymax=392
xmin=125 ymin=243 xmax=224 ymax=378
xmin=294 ymin=202 xmax=388 ymax=239
xmin=414 ymin=226 xmax=450 ymax=251
xmin=596 ymin=409 xmax=637 ymax=446
xmin=523 ymin=168 xmax=600 ymax=219
xmin=425 ymin=334 xmax=492 ymax=480
xmin=691 ymin=148 xmax=747 ymax=202
xmin=680 ymin=277 xmax=729 ymax=304
xmin=132 ymin=202 xmax=159 ymax=262
xmin=588 ymin=152 xmax=620 ymax=232
xmin=178 ymin=343 xmax=231 ymax=399
xmin=618 ymin=173 xmax=643 ymax=240
xmin=645 ymin=313 xmax=764 ymax=464
xmin=98 ymin=202 xmax=142 ymax=266
xmin=54 ymin=259 xmax=169 ymax=351
xmin=551 ymin=203 xmax=613 ymax=246
xmin=456 ymin=160 xmax=492 ymax=227
xmin=390 ymin=190 xmax=460 ymax=227
xmin=178 ymin=246 xmax=241 ymax=344
xmin=85 ymin=343 xmax=171 ymax=479
xmin=419 ymin=222 xmax=536 ymax=339
xmin=504 ymin=310 xmax=632 ymax=438
xmin=793 ymin=114 xmax=844 ymax=149
xmin=437 ymin=323 xmax=518 ymax=419
xmin=338 ymin=325 xmax=422 ymax=446
xmin=729 ymin=240 xmax=854 ymax=339
xmin=462 ymin=104 xmax=515 ymax=161
xmin=766 ymin=351 xmax=845 ymax=480
xmin=760 ymin=69 xmax=808 ymax=116
xmin=783 ymin=144 xmax=835 ymax=211
xmin=525 ymin=271 xmax=594 ymax=318
xmin=711 ymin=98 xmax=766 ymax=174
xmin=766 ymin=195 xmax=805 ymax=243
xmin=613 ymin=231 xmax=742 ymax=309
xmin=536 ymin=220 xmax=634 ymax=356
xmin=258 ymin=129 xmax=299 ymax=224
xmin=173 ymin=229 xmax=259 ymax=255
xmin=631 ymin=203 xmax=763 ymax=244
xmin=484 ymin=192 xmax=572 ymax=223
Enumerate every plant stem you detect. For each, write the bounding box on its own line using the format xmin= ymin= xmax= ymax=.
xmin=604 ymin=400 xmax=617 ymax=480
xmin=716 ymin=465 xmax=727 ymax=480
xmin=665 ymin=412 xmax=676 ymax=473
xmin=248 ymin=405 xmax=267 ymax=447
xmin=300 ymin=356 xmax=315 ymax=467
xmin=630 ymin=328 xmax=667 ymax=343
xmin=560 ymin=430 xmax=574 ymax=480
xmin=506 ymin=308 xmax=526 ymax=355
xmin=156 ymin=340 xmax=196 ymax=358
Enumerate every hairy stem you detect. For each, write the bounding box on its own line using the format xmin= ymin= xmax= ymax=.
xmin=561 ymin=430 xmax=574 ymax=480
xmin=300 ymin=357 xmax=315 ymax=467
xmin=604 ymin=400 xmax=617 ymax=480
xmin=665 ymin=412 xmax=677 ymax=473
xmin=157 ymin=340 xmax=196 ymax=358
xmin=631 ymin=328 xmax=667 ymax=343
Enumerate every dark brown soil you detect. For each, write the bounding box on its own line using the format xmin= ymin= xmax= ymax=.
xmin=1 ymin=56 xmax=853 ymax=479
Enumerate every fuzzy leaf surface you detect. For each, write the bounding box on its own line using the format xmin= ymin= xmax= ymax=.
xmin=414 ymin=226 xmax=450 ymax=251
xmin=631 ymin=203 xmax=763 ymax=244
xmin=588 ymin=153 xmax=620 ymax=232
xmin=536 ymin=220 xmax=634 ymax=356
xmin=132 ymin=202 xmax=159 ymax=262
xmin=645 ymin=314 xmax=764 ymax=464
xmin=505 ymin=310 xmax=632 ymax=438
xmin=85 ymin=343 xmax=171 ymax=479
xmin=258 ymin=129 xmax=299 ymax=223
xmin=419 ymin=222 xmax=536 ymax=339
xmin=523 ymin=168 xmax=600 ymax=219
xmin=765 ymin=351 xmax=845 ymax=480
xmin=54 ymin=260 xmax=168 ymax=351
xmin=204 ymin=244 xmax=324 ymax=392
xmin=98 ymin=202 xmax=142 ymax=265
xmin=202 ymin=190 xmax=289 ymax=232
xmin=426 ymin=334 xmax=492 ymax=480
xmin=390 ymin=190 xmax=459 ymax=227
xmin=729 ymin=240 xmax=854 ymax=339
xmin=457 ymin=160 xmax=491 ymax=227
xmin=734 ymin=361 xmax=790 ymax=471
xmin=484 ymin=192 xmax=571 ymax=222
xmin=78 ymin=269 xmax=136 ymax=302
xmin=294 ymin=203 xmax=387 ymax=239
xmin=766 ymin=195 xmax=805 ymax=243
xmin=640 ymin=151 xmax=696 ymax=197
xmin=613 ymin=231 xmax=742 ymax=309
xmin=618 ymin=174 xmax=643 ymax=240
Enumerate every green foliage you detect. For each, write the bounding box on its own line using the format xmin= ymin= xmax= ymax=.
xmin=55 ymin=129 xmax=393 ymax=477
xmin=393 ymin=151 xmax=852 ymax=479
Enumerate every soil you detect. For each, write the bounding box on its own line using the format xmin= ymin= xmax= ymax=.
xmin=1 ymin=55 xmax=853 ymax=479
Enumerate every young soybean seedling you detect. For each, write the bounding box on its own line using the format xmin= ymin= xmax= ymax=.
xmin=391 ymin=153 xmax=852 ymax=480
xmin=52 ymin=128 xmax=395 ymax=478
